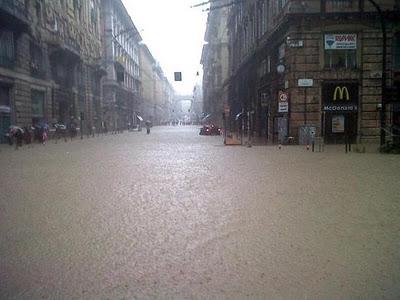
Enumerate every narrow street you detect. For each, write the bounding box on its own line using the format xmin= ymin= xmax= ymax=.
xmin=0 ymin=126 xmax=399 ymax=299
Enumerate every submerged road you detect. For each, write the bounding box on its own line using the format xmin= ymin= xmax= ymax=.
xmin=0 ymin=126 xmax=399 ymax=299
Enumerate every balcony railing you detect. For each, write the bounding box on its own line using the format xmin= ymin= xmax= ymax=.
xmin=0 ymin=0 xmax=29 ymax=25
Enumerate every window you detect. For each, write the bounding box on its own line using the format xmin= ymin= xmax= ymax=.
xmin=324 ymin=0 xmax=358 ymax=12
xmin=0 ymin=30 xmax=15 ymax=67
xmin=31 ymin=90 xmax=45 ymax=119
xmin=0 ymin=86 xmax=10 ymax=107
xmin=30 ymin=42 xmax=44 ymax=78
xmin=277 ymin=0 xmax=286 ymax=10
xmin=325 ymin=50 xmax=357 ymax=69
xmin=394 ymin=33 xmax=400 ymax=69
xmin=90 ymin=0 xmax=96 ymax=24
xmin=35 ymin=1 xmax=42 ymax=23
xmin=324 ymin=33 xmax=357 ymax=69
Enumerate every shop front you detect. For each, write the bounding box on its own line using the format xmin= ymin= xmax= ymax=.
xmin=322 ymin=81 xmax=358 ymax=144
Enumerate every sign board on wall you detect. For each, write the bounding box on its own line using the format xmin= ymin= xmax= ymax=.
xmin=332 ymin=115 xmax=345 ymax=133
xmin=279 ymin=102 xmax=289 ymax=113
xmin=324 ymin=34 xmax=357 ymax=50
xmin=298 ymin=79 xmax=313 ymax=87
xmin=278 ymin=91 xmax=289 ymax=113
xmin=322 ymin=82 xmax=359 ymax=112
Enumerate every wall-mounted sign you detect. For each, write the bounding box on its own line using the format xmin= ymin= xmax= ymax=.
xmin=276 ymin=64 xmax=285 ymax=74
xmin=298 ymin=79 xmax=313 ymax=87
xmin=323 ymin=104 xmax=358 ymax=111
xmin=324 ymin=34 xmax=357 ymax=50
xmin=278 ymin=91 xmax=288 ymax=102
xmin=279 ymin=102 xmax=289 ymax=113
xmin=278 ymin=90 xmax=289 ymax=112
xmin=322 ymin=82 xmax=358 ymax=112
xmin=332 ymin=115 xmax=345 ymax=133
xmin=287 ymin=40 xmax=304 ymax=48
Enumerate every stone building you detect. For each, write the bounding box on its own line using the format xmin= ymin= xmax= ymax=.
xmin=192 ymin=82 xmax=203 ymax=124
xmin=0 ymin=0 xmax=105 ymax=142
xmin=101 ymin=0 xmax=142 ymax=131
xmin=214 ymin=0 xmax=400 ymax=144
xmin=139 ymin=44 xmax=174 ymax=125
xmin=201 ymin=0 xmax=230 ymax=128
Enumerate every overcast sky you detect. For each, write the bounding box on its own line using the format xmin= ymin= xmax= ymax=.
xmin=122 ymin=0 xmax=208 ymax=96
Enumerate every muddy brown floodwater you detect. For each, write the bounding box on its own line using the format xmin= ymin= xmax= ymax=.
xmin=0 ymin=126 xmax=399 ymax=299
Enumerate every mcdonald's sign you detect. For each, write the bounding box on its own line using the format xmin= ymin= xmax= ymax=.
xmin=323 ymin=82 xmax=358 ymax=112
xmin=333 ymin=86 xmax=350 ymax=101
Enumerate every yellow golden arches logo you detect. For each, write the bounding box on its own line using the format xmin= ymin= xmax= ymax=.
xmin=333 ymin=86 xmax=350 ymax=101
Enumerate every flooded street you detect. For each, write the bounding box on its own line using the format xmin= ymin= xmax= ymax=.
xmin=1 ymin=126 xmax=399 ymax=299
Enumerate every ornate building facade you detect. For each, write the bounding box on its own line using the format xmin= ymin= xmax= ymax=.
xmin=203 ymin=0 xmax=400 ymax=144
xmin=101 ymin=0 xmax=142 ymax=131
xmin=0 ymin=0 xmax=105 ymax=142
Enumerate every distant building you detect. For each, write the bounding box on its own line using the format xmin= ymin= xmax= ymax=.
xmin=101 ymin=0 xmax=142 ymax=131
xmin=139 ymin=44 xmax=174 ymax=125
xmin=201 ymin=0 xmax=230 ymax=127
xmin=221 ymin=0 xmax=400 ymax=144
xmin=0 ymin=0 xmax=105 ymax=141
xmin=192 ymin=82 xmax=203 ymax=124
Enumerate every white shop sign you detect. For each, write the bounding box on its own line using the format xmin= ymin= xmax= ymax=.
xmin=324 ymin=34 xmax=357 ymax=50
xmin=279 ymin=102 xmax=289 ymax=113
xmin=298 ymin=79 xmax=313 ymax=87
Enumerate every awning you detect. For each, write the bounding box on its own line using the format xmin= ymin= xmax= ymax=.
xmin=235 ymin=112 xmax=243 ymax=121
xmin=137 ymin=115 xmax=143 ymax=121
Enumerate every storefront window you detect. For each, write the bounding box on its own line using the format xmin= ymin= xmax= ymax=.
xmin=31 ymin=90 xmax=45 ymax=119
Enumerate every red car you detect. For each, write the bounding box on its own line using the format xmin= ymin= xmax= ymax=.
xmin=199 ymin=124 xmax=221 ymax=136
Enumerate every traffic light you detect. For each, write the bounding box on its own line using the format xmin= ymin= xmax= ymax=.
xmin=174 ymin=72 xmax=182 ymax=81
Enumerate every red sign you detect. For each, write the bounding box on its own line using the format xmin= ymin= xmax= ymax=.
xmin=278 ymin=91 xmax=288 ymax=102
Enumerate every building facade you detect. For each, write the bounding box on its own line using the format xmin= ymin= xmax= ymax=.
xmin=0 ymin=0 xmax=105 ymax=142
xmin=201 ymin=0 xmax=230 ymax=127
xmin=139 ymin=44 xmax=174 ymax=125
xmin=101 ymin=0 xmax=142 ymax=131
xmin=211 ymin=0 xmax=400 ymax=144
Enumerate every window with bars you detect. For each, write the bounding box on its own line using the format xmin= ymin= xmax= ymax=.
xmin=324 ymin=0 xmax=359 ymax=12
xmin=0 ymin=30 xmax=15 ymax=68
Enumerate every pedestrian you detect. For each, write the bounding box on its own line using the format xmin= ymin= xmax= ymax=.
xmin=13 ymin=127 xmax=23 ymax=150
xmin=42 ymin=127 xmax=48 ymax=145
xmin=145 ymin=120 xmax=151 ymax=134
xmin=23 ymin=126 xmax=32 ymax=146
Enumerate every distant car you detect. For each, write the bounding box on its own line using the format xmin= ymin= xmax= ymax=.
xmin=199 ymin=124 xmax=221 ymax=136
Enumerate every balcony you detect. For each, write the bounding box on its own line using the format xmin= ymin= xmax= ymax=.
xmin=0 ymin=0 xmax=30 ymax=28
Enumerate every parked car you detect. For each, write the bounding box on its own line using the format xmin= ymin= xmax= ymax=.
xmin=199 ymin=124 xmax=221 ymax=136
